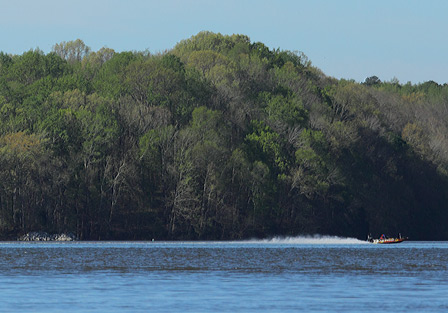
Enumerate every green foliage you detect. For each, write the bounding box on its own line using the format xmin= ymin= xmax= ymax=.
xmin=363 ymin=75 xmax=381 ymax=86
xmin=246 ymin=120 xmax=288 ymax=172
xmin=173 ymin=31 xmax=251 ymax=61
xmin=260 ymin=92 xmax=308 ymax=128
xmin=52 ymin=39 xmax=91 ymax=64
xmin=39 ymin=108 xmax=83 ymax=156
xmin=293 ymin=129 xmax=334 ymax=198
xmin=93 ymin=52 xmax=136 ymax=98
xmin=0 ymin=32 xmax=448 ymax=240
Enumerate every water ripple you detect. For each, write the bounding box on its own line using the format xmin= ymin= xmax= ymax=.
xmin=0 ymin=241 xmax=447 ymax=312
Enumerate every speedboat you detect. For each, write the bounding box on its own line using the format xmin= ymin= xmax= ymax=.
xmin=370 ymin=237 xmax=406 ymax=244
xmin=367 ymin=234 xmax=407 ymax=244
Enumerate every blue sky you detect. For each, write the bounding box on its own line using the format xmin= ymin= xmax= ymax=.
xmin=1 ymin=0 xmax=447 ymax=84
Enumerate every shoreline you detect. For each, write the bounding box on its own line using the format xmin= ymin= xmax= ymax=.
xmin=17 ymin=232 xmax=77 ymax=242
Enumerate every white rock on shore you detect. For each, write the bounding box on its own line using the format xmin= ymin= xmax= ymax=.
xmin=18 ymin=232 xmax=77 ymax=241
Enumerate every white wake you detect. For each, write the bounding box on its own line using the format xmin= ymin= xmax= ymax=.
xmin=244 ymin=235 xmax=367 ymax=245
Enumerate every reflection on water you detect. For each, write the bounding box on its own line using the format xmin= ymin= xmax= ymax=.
xmin=0 ymin=238 xmax=447 ymax=312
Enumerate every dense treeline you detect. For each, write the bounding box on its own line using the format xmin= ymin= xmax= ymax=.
xmin=1 ymin=32 xmax=448 ymax=240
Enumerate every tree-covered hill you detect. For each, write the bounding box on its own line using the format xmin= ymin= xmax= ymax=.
xmin=1 ymin=32 xmax=447 ymax=240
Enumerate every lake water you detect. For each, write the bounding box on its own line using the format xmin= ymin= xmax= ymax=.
xmin=0 ymin=236 xmax=447 ymax=312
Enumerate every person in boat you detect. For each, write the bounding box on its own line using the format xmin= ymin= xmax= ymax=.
xmin=380 ymin=234 xmax=386 ymax=240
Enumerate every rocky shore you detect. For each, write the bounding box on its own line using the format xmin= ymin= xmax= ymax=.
xmin=18 ymin=232 xmax=77 ymax=241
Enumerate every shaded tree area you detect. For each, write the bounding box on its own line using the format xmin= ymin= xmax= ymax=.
xmin=0 ymin=33 xmax=447 ymax=240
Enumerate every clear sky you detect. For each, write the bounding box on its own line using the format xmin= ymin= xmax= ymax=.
xmin=1 ymin=0 xmax=447 ymax=84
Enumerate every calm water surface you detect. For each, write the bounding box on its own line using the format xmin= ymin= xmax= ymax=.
xmin=0 ymin=238 xmax=447 ymax=312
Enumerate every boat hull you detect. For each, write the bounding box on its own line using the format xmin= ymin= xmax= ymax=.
xmin=371 ymin=238 xmax=406 ymax=244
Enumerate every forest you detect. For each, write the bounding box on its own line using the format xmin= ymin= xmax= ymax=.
xmin=1 ymin=32 xmax=448 ymax=240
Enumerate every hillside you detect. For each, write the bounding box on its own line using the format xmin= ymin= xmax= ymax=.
xmin=1 ymin=32 xmax=448 ymax=240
